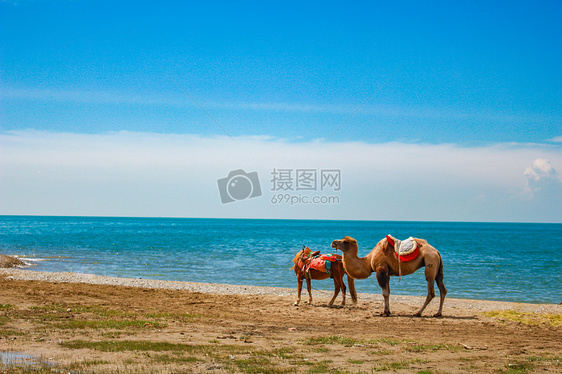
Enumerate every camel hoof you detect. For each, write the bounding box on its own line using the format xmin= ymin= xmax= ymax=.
xmin=433 ymin=312 xmax=442 ymax=317
xmin=380 ymin=311 xmax=391 ymax=317
xmin=414 ymin=313 xmax=422 ymax=317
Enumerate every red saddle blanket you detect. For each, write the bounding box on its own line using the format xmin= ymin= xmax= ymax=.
xmin=395 ymin=247 xmax=419 ymax=262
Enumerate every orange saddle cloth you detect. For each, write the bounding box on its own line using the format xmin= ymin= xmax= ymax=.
xmin=308 ymin=253 xmax=339 ymax=274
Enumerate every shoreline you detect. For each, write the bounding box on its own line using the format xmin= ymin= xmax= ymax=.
xmin=2 ymin=268 xmax=560 ymax=314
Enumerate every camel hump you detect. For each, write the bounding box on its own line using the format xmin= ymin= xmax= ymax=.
xmin=386 ymin=235 xmax=420 ymax=262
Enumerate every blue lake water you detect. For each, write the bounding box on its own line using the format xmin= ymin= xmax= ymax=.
xmin=1 ymin=216 xmax=560 ymax=304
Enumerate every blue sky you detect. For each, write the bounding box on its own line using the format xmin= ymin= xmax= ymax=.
xmin=1 ymin=0 xmax=561 ymax=222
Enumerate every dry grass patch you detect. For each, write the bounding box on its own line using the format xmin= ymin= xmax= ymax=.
xmin=484 ymin=310 xmax=562 ymax=327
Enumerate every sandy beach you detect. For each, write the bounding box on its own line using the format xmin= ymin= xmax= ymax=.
xmin=1 ymin=268 xmax=561 ymax=373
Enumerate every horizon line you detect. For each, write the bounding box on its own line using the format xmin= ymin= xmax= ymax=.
xmin=1 ymin=214 xmax=559 ymax=225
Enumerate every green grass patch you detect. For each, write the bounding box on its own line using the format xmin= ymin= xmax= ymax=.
xmin=60 ymin=339 xmax=345 ymax=373
xmin=388 ymin=360 xmax=412 ymax=370
xmin=150 ymin=353 xmax=201 ymax=364
xmin=231 ymin=356 xmax=276 ymax=373
xmin=28 ymin=304 xmax=137 ymax=321
xmin=0 ymin=304 xmax=14 ymax=310
xmin=525 ymin=354 xmax=561 ymax=369
xmin=61 ymin=339 xmax=253 ymax=357
xmin=100 ymin=331 xmax=134 ymax=338
xmin=370 ymin=359 xmax=429 ymax=372
xmin=13 ymin=303 xmax=169 ymax=332
xmin=300 ymin=335 xmax=364 ymax=346
xmin=288 ymin=358 xmax=316 ymax=367
xmin=370 ymin=362 xmax=393 ymax=372
xmin=61 ymin=339 xmax=207 ymax=353
xmin=145 ymin=312 xmax=200 ymax=321
xmin=67 ymin=359 xmax=112 ymax=369
xmin=305 ymin=362 xmax=331 ymax=373
xmin=268 ymin=347 xmax=300 ymax=360
xmin=313 ymin=347 xmax=329 ymax=353
xmin=0 ymin=364 xmax=54 ymax=373
xmin=484 ymin=310 xmax=562 ymax=327
xmin=53 ymin=319 xmax=164 ymax=330
xmin=372 ymin=337 xmax=402 ymax=346
xmin=0 ymin=328 xmax=26 ymax=337
xmin=369 ymin=348 xmax=393 ymax=355
xmin=403 ymin=342 xmax=461 ymax=352
xmin=347 ymin=359 xmax=364 ymax=364
xmin=300 ymin=335 xmax=455 ymax=353
xmin=495 ymin=362 xmax=535 ymax=373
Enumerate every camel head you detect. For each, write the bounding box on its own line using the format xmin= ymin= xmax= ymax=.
xmin=290 ymin=246 xmax=311 ymax=270
xmin=331 ymin=236 xmax=358 ymax=253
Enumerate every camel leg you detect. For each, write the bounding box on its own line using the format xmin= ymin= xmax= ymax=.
xmin=327 ymin=266 xmax=345 ymax=306
xmin=376 ymin=271 xmax=391 ymax=316
xmin=305 ymin=277 xmax=313 ymax=304
xmin=294 ymin=277 xmax=303 ymax=306
xmin=348 ymin=276 xmax=358 ymax=305
xmin=415 ymin=280 xmax=435 ymax=317
xmin=340 ymin=276 xmax=346 ymax=306
xmin=328 ymin=279 xmax=339 ymax=306
xmin=415 ymin=266 xmax=437 ymax=317
xmin=434 ymin=262 xmax=447 ymax=317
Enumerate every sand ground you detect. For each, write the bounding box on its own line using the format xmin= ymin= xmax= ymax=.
xmin=0 ymin=269 xmax=560 ymax=373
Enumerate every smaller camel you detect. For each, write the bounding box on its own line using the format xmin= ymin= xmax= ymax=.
xmin=331 ymin=236 xmax=446 ymax=317
xmin=291 ymin=247 xmax=357 ymax=307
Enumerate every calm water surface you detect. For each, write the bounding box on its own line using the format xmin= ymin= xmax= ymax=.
xmin=1 ymin=216 xmax=560 ymax=304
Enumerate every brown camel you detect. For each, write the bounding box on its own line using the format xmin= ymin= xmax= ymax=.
xmin=331 ymin=236 xmax=446 ymax=317
xmin=291 ymin=247 xmax=357 ymax=307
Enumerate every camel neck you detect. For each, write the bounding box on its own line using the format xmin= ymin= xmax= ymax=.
xmin=342 ymin=250 xmax=372 ymax=279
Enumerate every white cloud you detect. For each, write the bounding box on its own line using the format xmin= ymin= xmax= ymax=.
xmin=1 ymin=87 xmax=352 ymax=113
xmin=2 ymin=87 xmax=187 ymax=107
xmin=547 ymin=136 xmax=562 ymax=143
xmin=1 ymin=130 xmax=561 ymax=222
xmin=524 ymin=158 xmax=562 ymax=197
xmin=2 ymin=87 xmax=550 ymax=124
xmin=524 ymin=158 xmax=556 ymax=182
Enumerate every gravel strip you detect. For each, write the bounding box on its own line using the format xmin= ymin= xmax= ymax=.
xmin=1 ymin=268 xmax=560 ymax=314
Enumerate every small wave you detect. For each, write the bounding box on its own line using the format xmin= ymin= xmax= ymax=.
xmin=9 ymin=256 xmax=47 ymax=267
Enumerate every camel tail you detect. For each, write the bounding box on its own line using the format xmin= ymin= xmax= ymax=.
xmin=437 ymin=254 xmax=444 ymax=280
xmin=347 ymin=275 xmax=358 ymax=304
